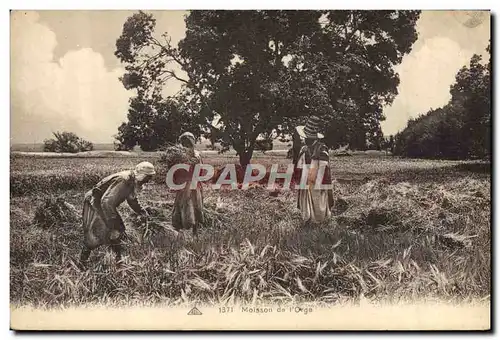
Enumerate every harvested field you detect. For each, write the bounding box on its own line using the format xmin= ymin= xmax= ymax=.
xmin=9 ymin=153 xmax=491 ymax=308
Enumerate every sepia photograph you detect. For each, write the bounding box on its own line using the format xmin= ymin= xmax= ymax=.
xmin=9 ymin=7 xmax=491 ymax=331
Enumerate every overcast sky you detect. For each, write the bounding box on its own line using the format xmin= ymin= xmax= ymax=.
xmin=10 ymin=10 xmax=490 ymax=144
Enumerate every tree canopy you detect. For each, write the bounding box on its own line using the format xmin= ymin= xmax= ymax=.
xmin=115 ymin=10 xmax=421 ymax=165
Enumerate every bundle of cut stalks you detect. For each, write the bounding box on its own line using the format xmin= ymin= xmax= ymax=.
xmin=33 ymin=196 xmax=79 ymax=228
xmin=159 ymin=145 xmax=199 ymax=170
xmin=124 ymin=202 xmax=228 ymax=246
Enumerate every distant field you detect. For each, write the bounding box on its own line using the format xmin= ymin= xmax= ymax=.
xmin=10 ymin=143 xmax=118 ymax=152
xmin=10 ymin=152 xmax=491 ymax=308
xmin=10 ymin=140 xmax=292 ymax=153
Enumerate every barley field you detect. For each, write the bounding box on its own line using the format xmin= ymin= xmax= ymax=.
xmin=10 ymin=152 xmax=491 ymax=308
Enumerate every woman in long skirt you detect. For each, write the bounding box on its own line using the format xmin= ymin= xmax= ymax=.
xmin=171 ymin=132 xmax=204 ymax=236
xmin=295 ymin=116 xmax=334 ymax=226
xmin=80 ymin=162 xmax=155 ymax=267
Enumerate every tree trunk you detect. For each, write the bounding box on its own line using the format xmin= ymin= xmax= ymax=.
xmin=238 ymin=149 xmax=254 ymax=169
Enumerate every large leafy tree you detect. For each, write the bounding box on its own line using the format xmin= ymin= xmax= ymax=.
xmin=307 ymin=11 xmax=421 ymax=150
xmin=115 ymin=10 xmax=420 ymax=165
xmin=114 ymin=93 xmax=204 ymax=151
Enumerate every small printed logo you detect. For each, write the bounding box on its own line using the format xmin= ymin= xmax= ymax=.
xmin=187 ymin=306 xmax=203 ymax=316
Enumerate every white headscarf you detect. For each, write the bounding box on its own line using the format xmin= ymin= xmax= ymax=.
xmin=179 ymin=132 xmax=196 ymax=148
xmin=134 ymin=161 xmax=155 ymax=183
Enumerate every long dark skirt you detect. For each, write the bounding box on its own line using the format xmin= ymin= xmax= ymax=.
xmin=82 ymin=190 xmax=124 ymax=249
xmin=80 ymin=191 xmax=126 ymax=267
xmin=172 ymin=185 xmax=204 ymax=235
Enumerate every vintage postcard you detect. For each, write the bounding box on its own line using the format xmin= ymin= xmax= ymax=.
xmin=9 ymin=8 xmax=491 ymax=331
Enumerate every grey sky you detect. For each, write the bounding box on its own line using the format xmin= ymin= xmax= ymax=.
xmin=10 ymin=10 xmax=490 ymax=144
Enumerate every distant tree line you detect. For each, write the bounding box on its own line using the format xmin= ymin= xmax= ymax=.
xmin=394 ymin=44 xmax=491 ymax=160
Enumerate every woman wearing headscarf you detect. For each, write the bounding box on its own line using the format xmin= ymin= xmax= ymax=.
xmin=295 ymin=116 xmax=335 ymax=226
xmin=171 ymin=132 xmax=204 ymax=237
xmin=80 ymin=161 xmax=155 ymax=268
